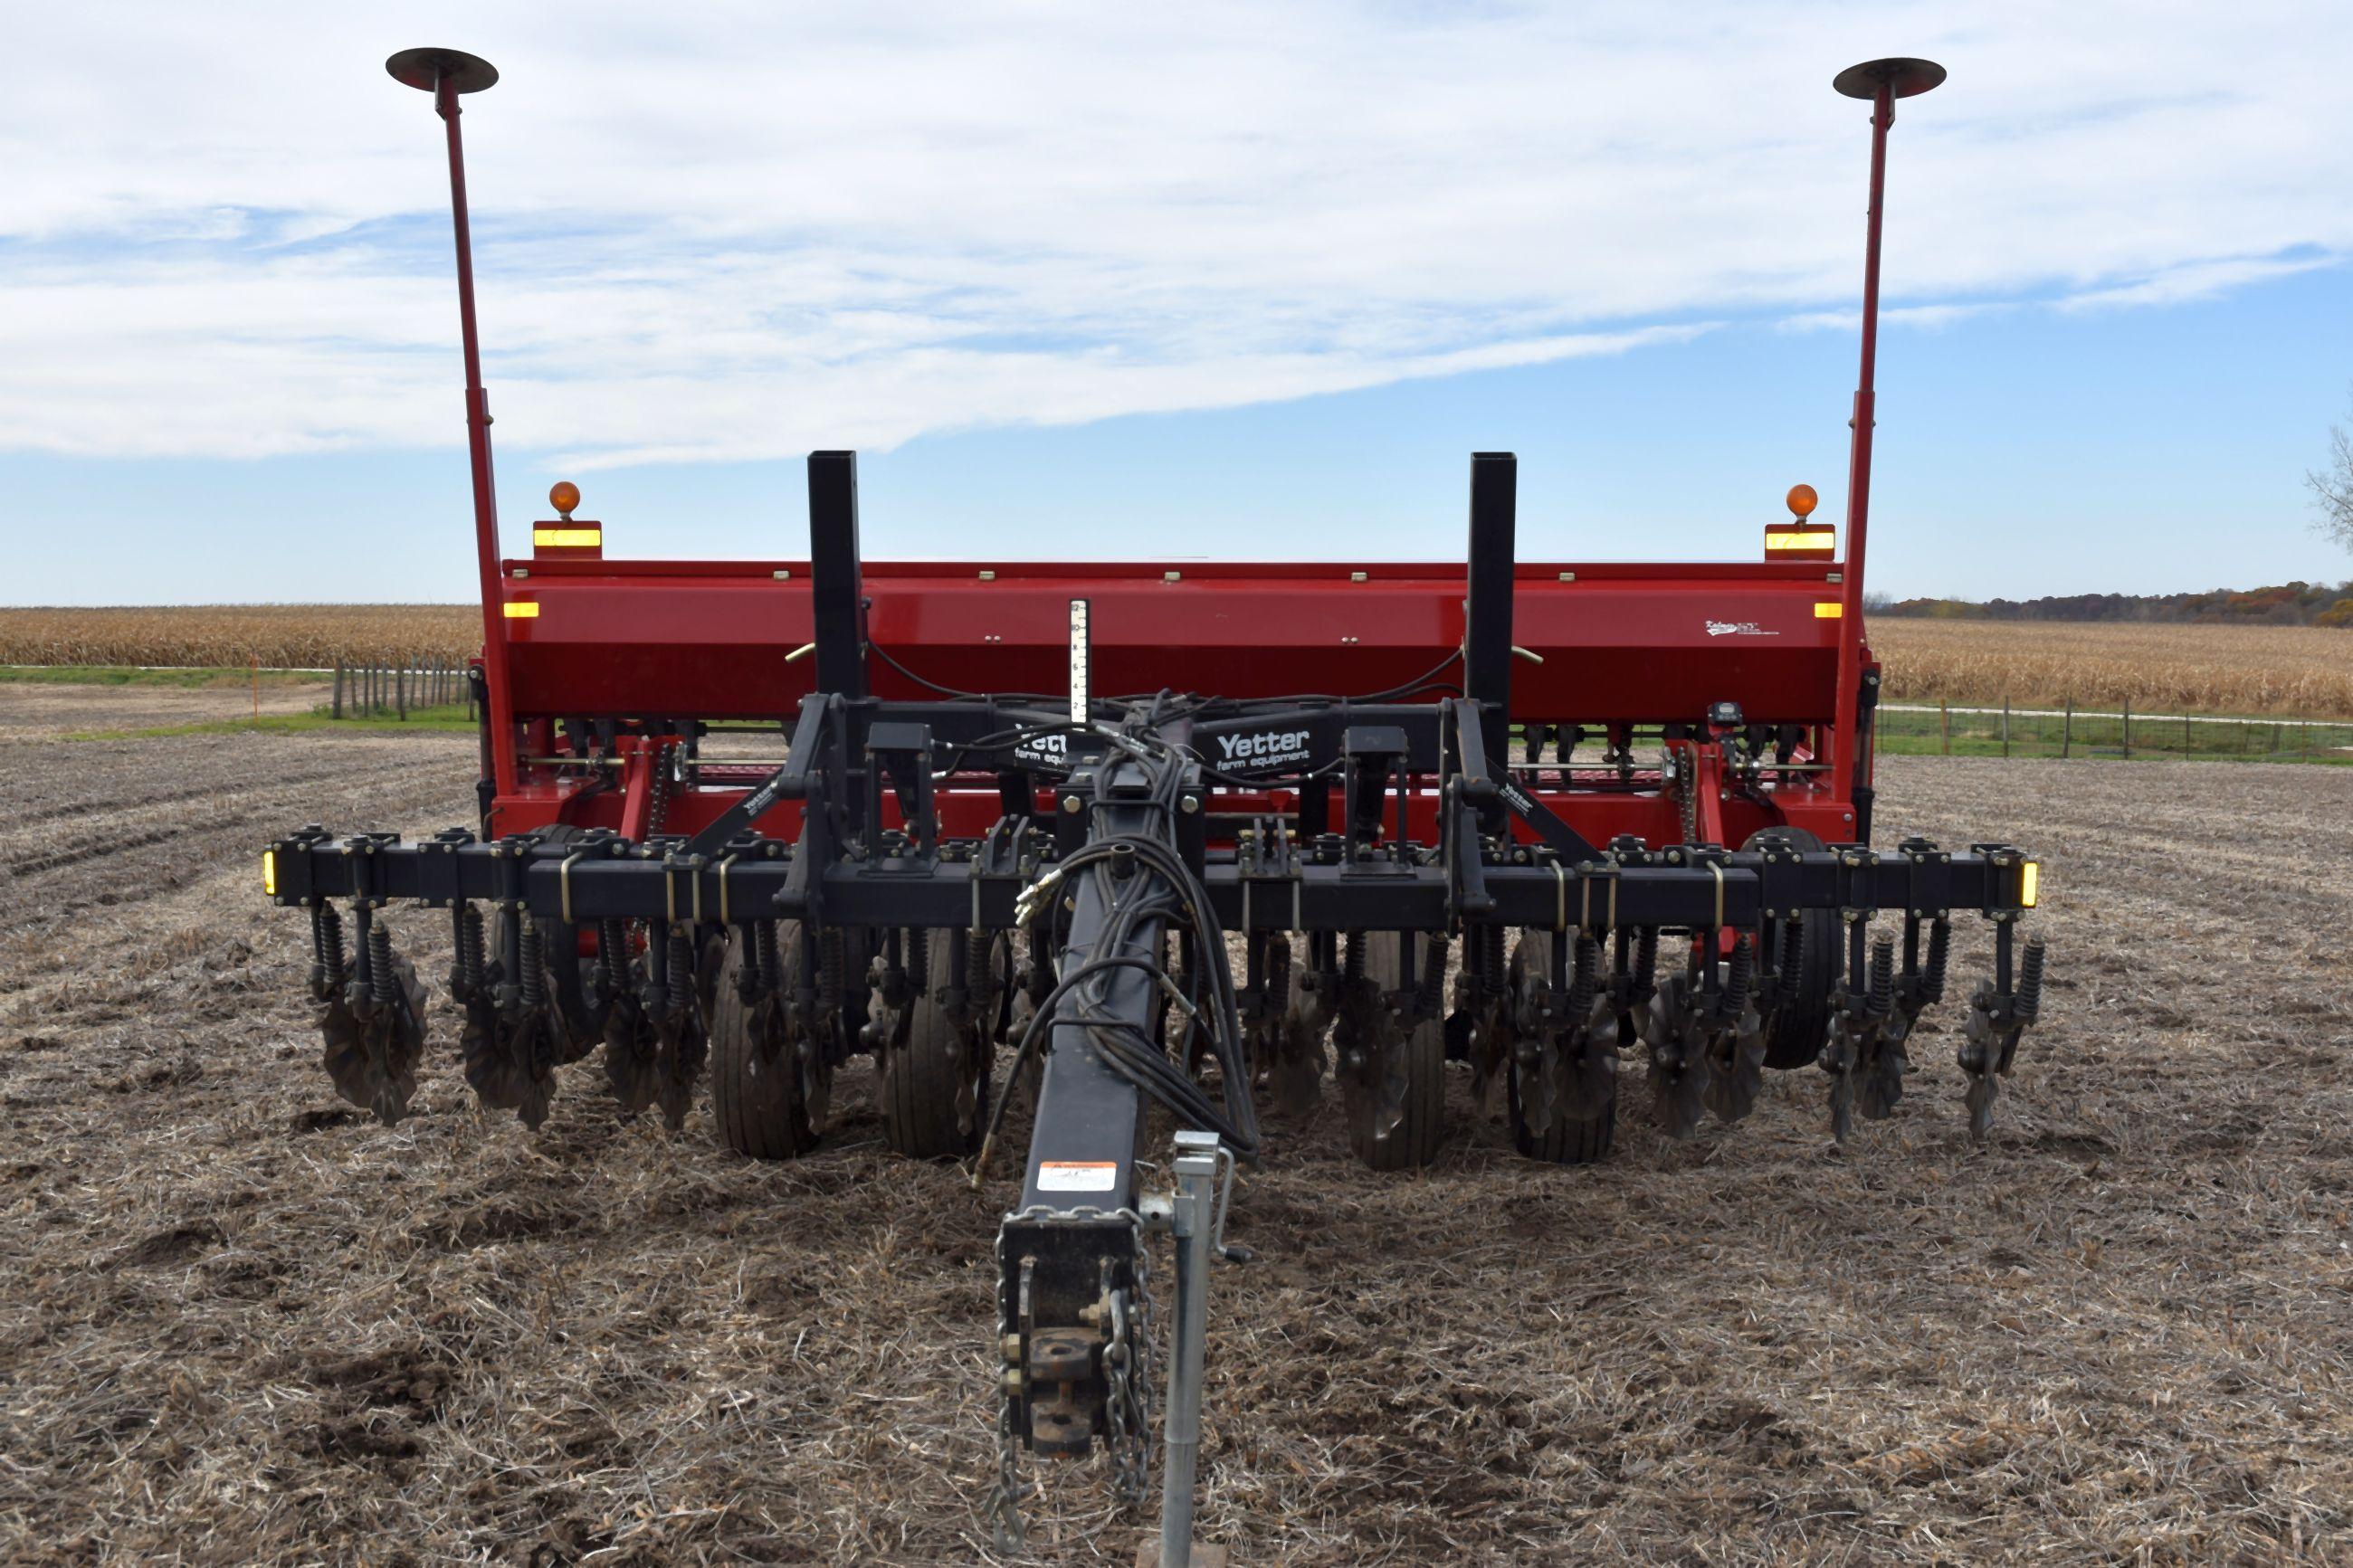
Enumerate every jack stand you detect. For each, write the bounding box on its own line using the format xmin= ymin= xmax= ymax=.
xmin=1138 ymin=1129 xmax=1234 ymax=1568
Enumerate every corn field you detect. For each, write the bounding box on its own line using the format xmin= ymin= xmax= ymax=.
xmin=0 ymin=605 xmax=477 ymax=669
xmin=1872 ymin=619 xmax=2353 ymax=717
xmin=2 ymin=605 xmax=2348 ymax=721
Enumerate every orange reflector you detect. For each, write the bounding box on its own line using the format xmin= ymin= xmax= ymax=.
xmin=549 ymin=480 xmax=581 ymax=516
xmin=503 ymin=601 xmax=540 ymax=619
xmin=1786 ymin=483 xmax=1819 ymax=517
xmin=532 ymin=527 xmax=602 ymax=548
xmin=1814 ymin=601 xmax=1843 ymax=618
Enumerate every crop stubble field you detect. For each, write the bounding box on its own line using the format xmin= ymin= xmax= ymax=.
xmin=3 ymin=607 xmax=2350 ymax=718
xmin=0 ymin=683 xmax=2348 ymax=1564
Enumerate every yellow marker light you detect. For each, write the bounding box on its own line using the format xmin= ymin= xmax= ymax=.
xmin=262 ymin=849 xmax=277 ymax=897
xmin=532 ymin=527 xmax=602 ymax=548
xmin=2020 ymin=860 xmax=2040 ymax=908
xmin=1814 ymin=601 xmax=1843 ymax=618
xmin=1786 ymin=483 xmax=1819 ymax=517
xmin=503 ymin=601 xmax=540 ymax=619
xmin=1766 ymin=529 xmax=1837 ymax=553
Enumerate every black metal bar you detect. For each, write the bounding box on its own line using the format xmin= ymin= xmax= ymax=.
xmin=808 ymin=451 xmax=866 ymax=703
xmin=268 ymin=833 xmax=2029 ymax=931
xmin=681 ymin=695 xmax=835 ymax=858
xmin=1464 ymin=452 xmax=1517 ymax=721
xmin=999 ymin=753 xmax=1176 ymax=1460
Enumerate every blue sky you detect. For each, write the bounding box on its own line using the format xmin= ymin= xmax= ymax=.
xmin=5 ymin=3 xmax=2351 ymax=603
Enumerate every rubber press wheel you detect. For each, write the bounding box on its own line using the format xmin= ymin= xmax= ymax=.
xmin=1743 ymin=826 xmax=1839 ymax=1069
xmin=1341 ymin=932 xmax=1445 ymax=1172
xmin=881 ymin=927 xmax=991 ymax=1160
xmin=710 ymin=923 xmax=821 ymax=1160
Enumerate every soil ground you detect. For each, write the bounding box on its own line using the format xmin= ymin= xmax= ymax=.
xmin=1 ymin=682 xmax=2348 ymax=1565
xmin=0 ymin=678 xmax=332 ymax=740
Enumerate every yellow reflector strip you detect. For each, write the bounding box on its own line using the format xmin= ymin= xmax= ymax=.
xmin=2021 ymin=860 xmax=2040 ymax=908
xmin=1814 ymin=601 xmax=1843 ymax=618
xmin=261 ymin=849 xmax=277 ymax=897
xmin=1765 ymin=530 xmax=1836 ymax=552
xmin=533 ymin=527 xmax=602 ymax=547
xmin=503 ymin=601 xmax=540 ymax=619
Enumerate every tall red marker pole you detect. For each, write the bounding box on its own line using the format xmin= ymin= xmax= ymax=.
xmin=1828 ymin=57 xmax=1944 ymax=822
xmin=387 ymin=47 xmax=517 ymax=803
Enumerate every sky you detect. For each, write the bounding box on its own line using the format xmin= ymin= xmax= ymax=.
xmin=4 ymin=1 xmax=2351 ymax=604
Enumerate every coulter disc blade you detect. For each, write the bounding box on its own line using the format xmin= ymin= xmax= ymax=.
xmin=462 ymin=975 xmax=557 ymax=1130
xmin=1857 ymin=1013 xmax=1911 ymax=1122
xmin=602 ymin=993 xmax=662 ymax=1117
xmin=652 ymin=1009 xmax=709 ymax=1131
xmin=1700 ymin=1003 xmax=1766 ymax=1126
xmin=318 ymin=951 xmax=429 ymax=1126
xmin=1643 ymin=977 xmax=1710 ymax=1139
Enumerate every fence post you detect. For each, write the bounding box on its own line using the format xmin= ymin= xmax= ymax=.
xmin=2001 ymin=698 xmax=2010 ymax=759
xmin=2122 ymin=698 xmax=2131 ymax=759
xmin=2184 ymin=713 xmax=2191 ymax=753
xmin=2062 ymin=698 xmax=2072 ymax=759
xmin=1940 ymin=698 xmax=1950 ymax=755
xmin=333 ymin=660 xmax=345 ymax=720
xmin=397 ymin=665 xmax=407 ymax=722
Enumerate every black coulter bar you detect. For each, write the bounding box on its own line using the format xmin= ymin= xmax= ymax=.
xmin=266 ymin=833 xmax=2031 ymax=932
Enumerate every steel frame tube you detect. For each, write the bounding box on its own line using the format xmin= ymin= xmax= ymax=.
xmin=435 ymin=74 xmax=519 ymax=809
xmin=1830 ymin=81 xmax=1893 ymax=813
xmin=1157 ymin=1145 xmax=1216 ymax=1568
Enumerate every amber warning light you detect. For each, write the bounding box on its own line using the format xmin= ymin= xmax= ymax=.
xmin=1765 ymin=483 xmax=1834 ymax=561
xmin=533 ymin=480 xmax=603 ymax=556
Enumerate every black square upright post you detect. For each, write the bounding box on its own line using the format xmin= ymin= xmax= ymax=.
xmin=1464 ymin=452 xmax=1518 ymax=723
xmin=807 ymin=451 xmax=868 ymax=701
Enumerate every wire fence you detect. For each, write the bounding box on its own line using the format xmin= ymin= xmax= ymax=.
xmin=1878 ymin=701 xmax=2353 ymax=762
xmin=331 ymin=660 xmax=476 ymax=721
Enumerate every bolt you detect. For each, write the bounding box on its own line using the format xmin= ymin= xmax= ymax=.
xmin=1062 ymin=795 xmax=1081 ymax=814
xmin=1180 ymin=794 xmax=1200 ymax=814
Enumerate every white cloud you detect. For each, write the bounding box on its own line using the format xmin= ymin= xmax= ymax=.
xmin=2 ymin=1 xmax=2348 ymax=463
xmin=1775 ymin=302 xmax=2009 ymax=334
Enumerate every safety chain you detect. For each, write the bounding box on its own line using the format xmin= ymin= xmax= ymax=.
xmin=986 ymin=1220 xmax=1028 ymax=1552
xmin=1102 ymin=1226 xmax=1158 ymax=1510
xmin=986 ymin=1204 xmax=1156 ymax=1547
xmin=1129 ymin=1227 xmax=1160 ymax=1487
xmin=1672 ymin=742 xmax=1699 ymax=850
xmin=647 ymin=741 xmax=673 ymax=835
